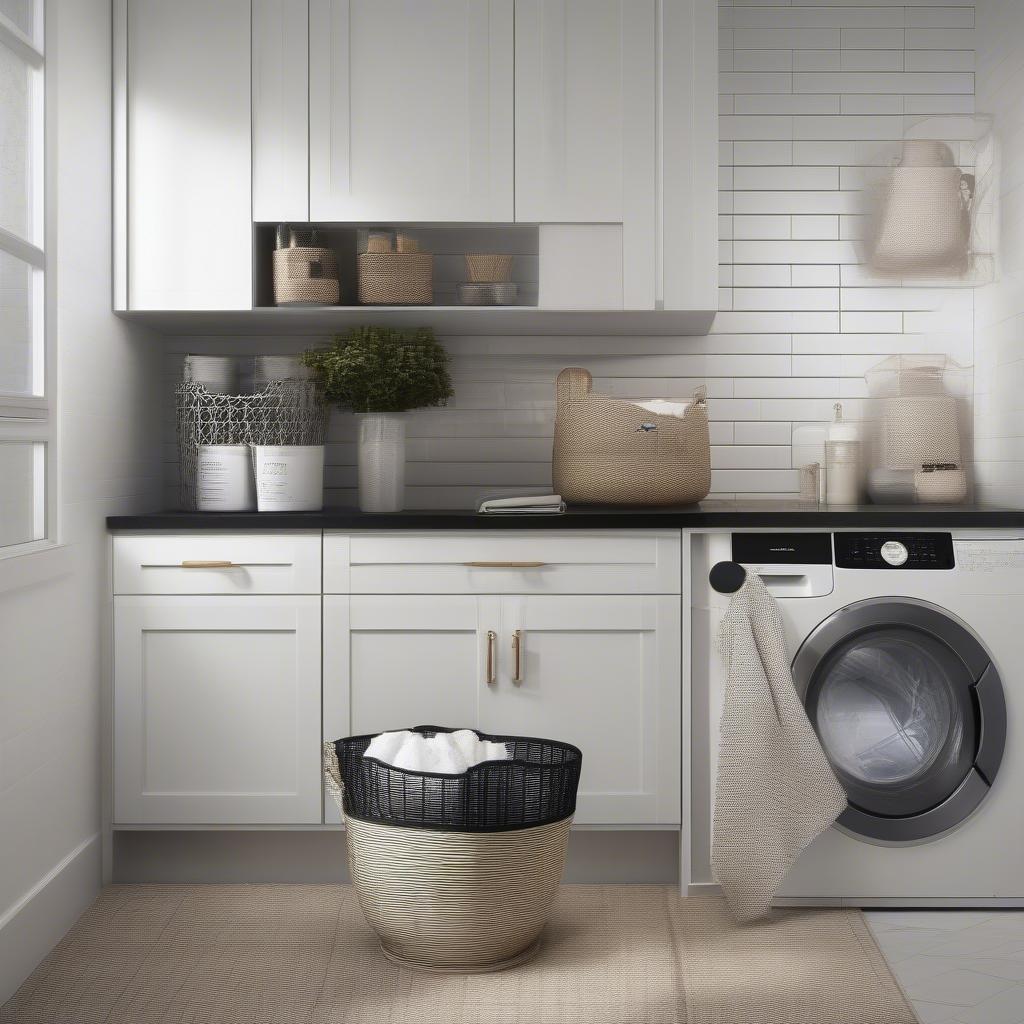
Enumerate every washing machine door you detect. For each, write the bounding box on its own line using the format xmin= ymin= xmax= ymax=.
xmin=792 ymin=598 xmax=1006 ymax=843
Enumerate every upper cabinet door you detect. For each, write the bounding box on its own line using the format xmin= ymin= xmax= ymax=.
xmin=253 ymin=0 xmax=310 ymax=223
xmin=123 ymin=0 xmax=253 ymax=310
xmin=515 ymin=0 xmax=657 ymax=307
xmin=309 ymin=0 xmax=514 ymax=223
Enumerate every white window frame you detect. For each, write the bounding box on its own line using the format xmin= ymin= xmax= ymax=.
xmin=0 ymin=1 xmax=57 ymax=562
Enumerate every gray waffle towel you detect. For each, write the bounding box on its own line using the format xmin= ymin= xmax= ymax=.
xmin=712 ymin=572 xmax=847 ymax=921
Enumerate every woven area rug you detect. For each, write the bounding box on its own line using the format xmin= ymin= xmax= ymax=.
xmin=1 ymin=884 xmax=917 ymax=1024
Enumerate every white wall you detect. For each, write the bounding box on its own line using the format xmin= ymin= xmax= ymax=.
xmin=0 ymin=0 xmax=161 ymax=1002
xmin=975 ymin=0 xmax=1024 ymax=505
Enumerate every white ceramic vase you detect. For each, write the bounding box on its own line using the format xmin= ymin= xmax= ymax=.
xmin=357 ymin=413 xmax=406 ymax=512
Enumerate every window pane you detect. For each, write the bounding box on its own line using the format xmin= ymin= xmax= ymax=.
xmin=0 ymin=0 xmax=37 ymax=41
xmin=0 ymin=38 xmax=41 ymax=243
xmin=0 ymin=440 xmax=44 ymax=547
xmin=0 ymin=249 xmax=42 ymax=395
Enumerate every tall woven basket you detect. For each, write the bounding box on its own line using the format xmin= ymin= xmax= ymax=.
xmin=552 ymin=366 xmax=711 ymax=505
xmin=324 ymin=727 xmax=581 ymax=973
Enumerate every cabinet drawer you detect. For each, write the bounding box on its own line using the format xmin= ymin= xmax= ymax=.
xmin=324 ymin=531 xmax=680 ymax=594
xmin=113 ymin=533 xmax=321 ymax=594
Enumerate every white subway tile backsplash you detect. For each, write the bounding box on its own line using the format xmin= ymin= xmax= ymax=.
xmin=792 ymin=265 xmax=841 ymax=286
xmin=733 ymin=214 xmax=791 ymax=238
xmin=794 ymin=72 xmax=973 ymax=94
xmin=792 ymin=215 xmax=840 ymax=239
xmin=733 ymin=28 xmax=841 ymax=49
xmin=735 ymin=94 xmax=841 ymax=115
xmin=733 ymin=287 xmax=839 ymax=310
xmin=733 ymin=264 xmax=792 ymax=286
xmin=733 ymin=165 xmax=838 ymax=190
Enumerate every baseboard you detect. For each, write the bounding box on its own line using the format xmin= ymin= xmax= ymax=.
xmin=112 ymin=829 xmax=680 ymax=885
xmin=687 ymin=882 xmax=1024 ymax=909
xmin=0 ymin=834 xmax=101 ymax=1004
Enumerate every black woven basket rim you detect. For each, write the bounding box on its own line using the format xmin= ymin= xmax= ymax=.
xmin=334 ymin=725 xmax=583 ymax=780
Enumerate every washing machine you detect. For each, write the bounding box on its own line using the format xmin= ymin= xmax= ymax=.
xmin=691 ymin=530 xmax=1024 ymax=906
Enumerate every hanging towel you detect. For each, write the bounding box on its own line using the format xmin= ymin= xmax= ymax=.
xmin=712 ymin=572 xmax=847 ymax=921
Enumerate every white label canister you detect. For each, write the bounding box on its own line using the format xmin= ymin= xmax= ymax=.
xmin=196 ymin=444 xmax=256 ymax=511
xmin=252 ymin=445 xmax=325 ymax=512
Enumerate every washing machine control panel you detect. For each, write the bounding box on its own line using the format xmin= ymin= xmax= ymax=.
xmin=834 ymin=532 xmax=955 ymax=569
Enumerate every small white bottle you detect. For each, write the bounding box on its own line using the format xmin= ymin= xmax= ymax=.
xmin=825 ymin=403 xmax=861 ymax=505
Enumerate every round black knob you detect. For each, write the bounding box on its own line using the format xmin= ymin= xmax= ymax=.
xmin=709 ymin=561 xmax=747 ymax=594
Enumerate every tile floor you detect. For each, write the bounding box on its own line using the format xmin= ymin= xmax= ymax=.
xmin=867 ymin=911 xmax=1024 ymax=1024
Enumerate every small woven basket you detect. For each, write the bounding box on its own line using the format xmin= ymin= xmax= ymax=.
xmin=358 ymin=253 xmax=433 ymax=304
xmin=552 ymin=366 xmax=711 ymax=506
xmin=465 ymin=253 xmax=513 ymax=283
xmin=324 ymin=727 xmax=581 ymax=973
xmin=272 ymin=246 xmax=340 ymax=306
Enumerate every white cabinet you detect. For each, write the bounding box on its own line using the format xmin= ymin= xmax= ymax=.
xmin=517 ymin=0 xmax=656 ymax=308
xmin=117 ymin=0 xmax=253 ymax=310
xmin=322 ymin=590 xmax=680 ymax=825
xmin=483 ymin=596 xmax=680 ymax=824
xmin=517 ymin=0 xmax=717 ymax=311
xmin=323 ymin=595 xmax=495 ymax=741
xmin=253 ymin=0 xmax=310 ymax=222
xmin=114 ymin=596 xmax=322 ymax=824
xmin=515 ymin=1 xmax=655 ymax=226
xmin=308 ymin=0 xmax=514 ymax=223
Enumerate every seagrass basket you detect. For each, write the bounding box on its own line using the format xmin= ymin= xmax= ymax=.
xmin=323 ymin=727 xmax=581 ymax=973
xmin=552 ymin=366 xmax=711 ymax=506
xmin=272 ymin=246 xmax=340 ymax=306
xmin=358 ymin=252 xmax=433 ymax=304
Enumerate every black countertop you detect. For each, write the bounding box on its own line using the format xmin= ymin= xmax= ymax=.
xmin=107 ymin=501 xmax=1024 ymax=531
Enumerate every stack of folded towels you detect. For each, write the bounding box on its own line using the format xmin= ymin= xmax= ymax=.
xmin=364 ymin=729 xmax=510 ymax=775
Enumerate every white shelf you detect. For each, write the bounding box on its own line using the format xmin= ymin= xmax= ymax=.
xmin=117 ymin=307 xmax=717 ymax=337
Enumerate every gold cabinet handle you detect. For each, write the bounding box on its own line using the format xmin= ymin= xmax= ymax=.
xmin=485 ymin=630 xmax=497 ymax=685
xmin=179 ymin=560 xmax=240 ymax=569
xmin=463 ymin=561 xmax=547 ymax=568
xmin=512 ymin=629 xmax=523 ymax=684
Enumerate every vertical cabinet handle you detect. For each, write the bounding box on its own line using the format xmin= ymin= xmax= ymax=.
xmin=485 ymin=630 xmax=497 ymax=685
xmin=512 ymin=629 xmax=523 ymax=684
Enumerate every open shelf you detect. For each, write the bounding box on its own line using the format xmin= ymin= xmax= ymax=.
xmin=254 ymin=223 xmax=540 ymax=309
xmin=117 ymin=306 xmax=716 ymax=337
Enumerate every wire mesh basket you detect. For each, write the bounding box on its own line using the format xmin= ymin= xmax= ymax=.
xmin=175 ymin=379 xmax=329 ymax=510
xmin=328 ymin=726 xmax=582 ymax=832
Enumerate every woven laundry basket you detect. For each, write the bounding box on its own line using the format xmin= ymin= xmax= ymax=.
xmin=552 ymin=366 xmax=711 ymax=506
xmin=323 ymin=727 xmax=581 ymax=973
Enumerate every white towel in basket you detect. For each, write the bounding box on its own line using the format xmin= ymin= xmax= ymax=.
xmin=712 ymin=572 xmax=847 ymax=921
xmin=365 ymin=730 xmax=509 ymax=774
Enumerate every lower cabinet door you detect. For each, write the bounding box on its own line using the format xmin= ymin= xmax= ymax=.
xmin=481 ymin=595 xmax=681 ymax=825
xmin=114 ymin=596 xmax=322 ymax=824
xmin=323 ymin=594 xmax=496 ymax=823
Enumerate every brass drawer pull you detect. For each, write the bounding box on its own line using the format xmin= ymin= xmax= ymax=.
xmin=463 ymin=561 xmax=547 ymax=568
xmin=485 ymin=630 xmax=497 ymax=685
xmin=512 ymin=629 xmax=523 ymax=684
xmin=179 ymin=560 xmax=240 ymax=569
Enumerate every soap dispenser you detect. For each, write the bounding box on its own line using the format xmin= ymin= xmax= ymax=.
xmin=826 ymin=402 xmax=861 ymax=505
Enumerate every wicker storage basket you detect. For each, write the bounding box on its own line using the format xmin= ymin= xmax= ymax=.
xmin=324 ymin=727 xmax=581 ymax=973
xmin=552 ymin=366 xmax=711 ymax=506
xmin=358 ymin=252 xmax=433 ymax=304
xmin=465 ymin=253 xmax=513 ymax=282
xmin=272 ymin=246 xmax=340 ymax=306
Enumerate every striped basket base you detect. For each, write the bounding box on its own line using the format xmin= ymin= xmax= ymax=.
xmin=344 ymin=814 xmax=572 ymax=974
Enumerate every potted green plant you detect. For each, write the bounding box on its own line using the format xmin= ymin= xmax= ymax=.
xmin=303 ymin=326 xmax=453 ymax=512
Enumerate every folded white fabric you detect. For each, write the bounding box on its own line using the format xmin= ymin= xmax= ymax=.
xmin=364 ymin=729 xmax=510 ymax=774
xmin=632 ymin=399 xmax=689 ymax=419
